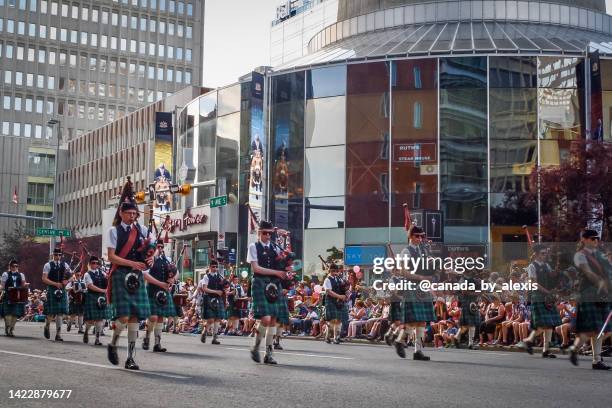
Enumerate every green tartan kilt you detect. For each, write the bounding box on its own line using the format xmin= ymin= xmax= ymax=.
xmin=226 ymin=301 xmax=241 ymax=318
xmin=390 ymin=302 xmax=404 ymax=322
xmin=530 ymin=302 xmax=561 ymax=329
xmin=251 ymin=276 xmax=285 ymax=319
xmin=459 ymin=304 xmax=481 ymax=327
xmin=83 ymin=292 xmax=109 ymax=321
xmin=110 ymin=268 xmax=150 ymax=321
xmin=44 ymin=286 xmax=69 ymax=316
xmin=277 ymin=296 xmax=290 ymax=325
xmin=575 ymin=301 xmax=611 ymax=334
xmin=324 ymin=297 xmax=348 ymax=322
xmin=69 ymin=299 xmax=85 ymax=315
xmin=1 ymin=299 xmax=25 ymax=318
xmin=146 ymin=285 xmax=176 ymax=317
xmin=201 ymin=296 xmax=226 ymax=320
xmin=403 ymin=289 xmax=435 ymax=323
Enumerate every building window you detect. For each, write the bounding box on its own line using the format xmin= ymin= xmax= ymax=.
xmin=27 ymin=183 xmax=54 ymax=205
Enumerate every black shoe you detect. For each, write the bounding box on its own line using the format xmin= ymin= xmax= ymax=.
xmin=592 ymin=361 xmax=611 ymax=370
xmin=395 ymin=341 xmax=406 ymax=358
xmin=468 ymin=344 xmax=479 ymax=350
xmin=384 ymin=332 xmax=394 ymax=346
xmin=153 ymin=344 xmax=167 ymax=352
xmin=325 ymin=337 xmax=332 ymax=344
xmin=94 ymin=339 xmax=102 ymax=346
xmin=200 ymin=331 xmax=206 ymax=343
xmin=107 ymin=345 xmax=119 ymax=365
xmin=173 ymin=330 xmax=179 ymax=334
xmin=211 ymin=338 xmax=221 ymax=345
xmin=542 ymin=351 xmax=557 ymax=358
xmin=274 ymin=342 xmax=283 ymax=350
xmin=334 ymin=338 xmax=341 ymax=345
xmin=569 ymin=347 xmax=579 ymax=366
xmin=524 ymin=340 xmax=534 ymax=355
xmin=44 ymin=325 xmax=50 ymax=339
xmin=66 ymin=323 xmax=72 ymax=332
xmin=55 ymin=334 xmax=63 ymax=342
xmin=453 ymin=338 xmax=461 ymax=349
xmin=264 ymin=347 xmax=277 ymax=365
xmin=142 ymin=337 xmax=150 ymax=350
xmin=124 ymin=358 xmax=139 ymax=370
xmin=83 ymin=331 xmax=89 ymax=344
xmin=78 ymin=329 xmax=84 ymax=334
xmin=413 ymin=351 xmax=431 ymax=361
xmin=251 ymin=347 xmax=261 ymax=363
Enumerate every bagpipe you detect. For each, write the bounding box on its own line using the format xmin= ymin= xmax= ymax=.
xmin=263 ymin=228 xmax=301 ymax=303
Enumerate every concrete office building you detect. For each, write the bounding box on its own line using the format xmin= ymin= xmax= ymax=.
xmin=0 ymin=0 xmax=204 ymax=237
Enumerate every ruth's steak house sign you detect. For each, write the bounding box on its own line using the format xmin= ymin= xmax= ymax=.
xmin=163 ymin=207 xmax=208 ymax=233
xmin=393 ymin=143 xmax=436 ymax=163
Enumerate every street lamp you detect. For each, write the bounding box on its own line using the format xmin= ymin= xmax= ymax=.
xmin=47 ymin=119 xmax=61 ymax=253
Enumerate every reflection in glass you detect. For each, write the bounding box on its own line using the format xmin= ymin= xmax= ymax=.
xmin=305 ymin=146 xmax=345 ymax=198
xmin=305 ymin=96 xmax=346 ymax=147
xmin=539 ymin=88 xmax=582 ymax=140
xmin=538 ymin=57 xmax=580 ymax=88
xmin=303 ymin=229 xmax=344 ymax=277
xmin=440 ymin=57 xmax=486 ymax=88
xmin=196 ymin=101 xmax=216 ymax=205
xmin=306 ymin=65 xmax=347 ymax=99
xmin=489 ymin=56 xmax=537 ymax=88
xmin=217 ymin=83 xmax=241 ymax=116
xmin=304 ymin=196 xmax=344 ymax=229
xmin=199 ymin=92 xmax=217 ymax=122
xmin=216 ymin=113 xmax=240 ymax=200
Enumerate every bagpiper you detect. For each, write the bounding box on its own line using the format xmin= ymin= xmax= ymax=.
xmin=569 ymin=229 xmax=611 ymax=370
xmin=323 ymin=263 xmax=349 ymax=344
xmin=82 ymin=256 xmax=109 ymax=346
xmin=1 ymin=259 xmax=29 ymax=337
xmin=66 ymin=270 xmax=87 ymax=334
xmin=454 ymin=270 xmax=481 ymax=350
xmin=200 ymin=260 xmax=226 ymax=345
xmin=520 ymin=244 xmax=561 ymax=358
xmin=106 ymin=179 xmax=152 ymax=370
xmin=42 ymin=248 xmax=72 ymax=341
xmin=246 ymin=220 xmax=287 ymax=364
xmin=143 ymin=241 xmax=176 ymax=353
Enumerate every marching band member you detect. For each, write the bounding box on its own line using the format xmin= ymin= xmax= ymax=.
xmin=226 ymin=275 xmax=246 ymax=335
xmin=323 ymin=263 xmax=349 ymax=344
xmin=66 ymin=270 xmax=86 ymax=334
xmin=41 ymin=248 xmax=72 ymax=341
xmin=246 ymin=220 xmax=287 ymax=364
xmin=396 ymin=227 xmax=435 ymax=361
xmin=106 ymin=181 xmax=153 ymax=371
xmin=569 ymin=229 xmax=611 ymax=370
xmin=455 ymin=270 xmax=481 ymax=350
xmin=0 ymin=259 xmax=28 ymax=336
xmin=170 ymin=279 xmax=186 ymax=334
xmin=200 ymin=260 xmax=226 ymax=345
xmin=384 ymin=266 xmax=406 ymax=346
xmin=83 ymin=256 xmax=108 ymax=346
xmin=520 ymin=244 xmax=561 ymax=358
xmin=143 ymin=241 xmax=176 ymax=353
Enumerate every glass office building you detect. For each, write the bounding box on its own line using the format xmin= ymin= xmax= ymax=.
xmin=177 ymin=1 xmax=612 ymax=278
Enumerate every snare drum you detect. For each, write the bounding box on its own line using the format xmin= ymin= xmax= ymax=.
xmin=8 ymin=287 xmax=29 ymax=304
xmin=173 ymin=294 xmax=188 ymax=307
xmin=234 ymin=299 xmax=248 ymax=310
xmin=72 ymin=292 xmax=84 ymax=305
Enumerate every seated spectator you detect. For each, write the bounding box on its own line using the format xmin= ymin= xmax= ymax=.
xmin=366 ymin=300 xmax=390 ymax=341
xmin=303 ymin=305 xmax=320 ymax=336
xmin=499 ymin=296 xmax=519 ymax=345
xmin=289 ymin=300 xmax=309 ymax=335
xmin=346 ymin=300 xmax=367 ymax=339
xmin=555 ymin=299 xmax=576 ymax=349
xmin=479 ymin=295 xmax=505 ymax=346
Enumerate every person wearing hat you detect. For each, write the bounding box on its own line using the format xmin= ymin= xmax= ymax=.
xmin=82 ymin=256 xmax=109 ymax=346
xmin=1 ymin=259 xmax=29 ymax=336
xmin=569 ymin=229 xmax=611 ymax=370
xmin=66 ymin=268 xmax=87 ymax=334
xmin=395 ymin=226 xmax=435 ymax=361
xmin=226 ymin=274 xmax=247 ymax=335
xmin=41 ymin=248 xmax=72 ymax=341
xmin=323 ymin=263 xmax=348 ymax=344
xmin=520 ymin=243 xmax=561 ymax=358
xmin=199 ymin=259 xmax=226 ymax=345
xmin=246 ymin=220 xmax=287 ymax=364
xmin=454 ymin=269 xmax=481 ymax=350
xmin=106 ymin=194 xmax=153 ymax=370
xmin=142 ymin=241 xmax=177 ymax=353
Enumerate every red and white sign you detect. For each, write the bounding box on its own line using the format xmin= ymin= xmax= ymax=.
xmin=162 ymin=207 xmax=209 ymax=234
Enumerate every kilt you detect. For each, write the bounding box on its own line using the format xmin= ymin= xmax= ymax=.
xmin=109 ymin=268 xmax=150 ymax=321
xmin=1 ymin=298 xmax=25 ymax=318
xmin=69 ymin=299 xmax=85 ymax=315
xmin=575 ymin=301 xmax=612 ymax=334
xmin=403 ymin=289 xmax=435 ymax=323
xmin=389 ymin=302 xmax=404 ymax=323
xmin=83 ymin=292 xmax=109 ymax=321
xmin=530 ymin=302 xmax=561 ymax=329
xmin=43 ymin=286 xmax=69 ymax=316
xmin=226 ymin=300 xmax=242 ymax=319
xmin=201 ymin=296 xmax=226 ymax=320
xmin=459 ymin=304 xmax=481 ymax=327
xmin=277 ymin=296 xmax=290 ymax=325
xmin=251 ymin=276 xmax=285 ymax=319
xmin=324 ymin=297 xmax=348 ymax=322
xmin=146 ymin=285 xmax=176 ymax=317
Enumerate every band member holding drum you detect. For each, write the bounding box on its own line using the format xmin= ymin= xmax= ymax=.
xmin=323 ymin=263 xmax=349 ymax=344
xmin=66 ymin=270 xmax=87 ymax=334
xmin=143 ymin=241 xmax=176 ymax=353
xmin=1 ymin=259 xmax=28 ymax=337
xmin=227 ymin=275 xmax=246 ymax=335
xmin=396 ymin=226 xmax=435 ymax=361
xmin=106 ymin=198 xmax=153 ymax=371
xmin=170 ymin=279 xmax=187 ymax=334
xmin=200 ymin=260 xmax=226 ymax=345
xmin=246 ymin=220 xmax=287 ymax=364
xmin=569 ymin=229 xmax=611 ymax=370
xmin=83 ymin=256 xmax=108 ymax=346
xmin=42 ymin=248 xmax=72 ymax=341
xmin=520 ymin=244 xmax=561 ymax=358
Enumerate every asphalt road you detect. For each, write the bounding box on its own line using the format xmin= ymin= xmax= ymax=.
xmin=0 ymin=323 xmax=609 ymax=408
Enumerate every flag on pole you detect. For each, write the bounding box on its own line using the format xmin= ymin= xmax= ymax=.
xmin=12 ymin=186 xmax=18 ymax=204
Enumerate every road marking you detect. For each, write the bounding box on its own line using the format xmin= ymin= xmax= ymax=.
xmin=223 ymin=347 xmax=354 ymax=360
xmin=0 ymin=350 xmax=191 ymax=379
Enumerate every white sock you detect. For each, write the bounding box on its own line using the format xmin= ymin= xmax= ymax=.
xmin=543 ymin=329 xmax=552 ymax=352
xmin=85 ymin=322 xmax=92 ymax=334
xmin=591 ymin=336 xmax=603 ymax=363
xmin=266 ymin=326 xmax=275 ymax=347
xmin=415 ymin=327 xmax=425 ymax=352
xmin=55 ymin=315 xmax=62 ymax=333
xmin=96 ymin=321 xmax=104 ymax=339
xmin=154 ymin=322 xmax=162 ymax=345
xmin=145 ymin=319 xmax=153 ymax=340
xmin=111 ymin=321 xmax=126 ymax=346
xmin=468 ymin=327 xmax=475 ymax=346
xmin=253 ymin=324 xmax=265 ymax=349
xmin=395 ymin=329 xmax=405 ymax=344
xmin=78 ymin=315 xmax=84 ymax=330
xmin=212 ymin=322 xmax=219 ymax=338
xmin=127 ymin=323 xmax=139 ymax=359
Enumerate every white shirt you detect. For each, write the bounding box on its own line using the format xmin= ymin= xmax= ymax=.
xmin=574 ymin=247 xmax=594 ymax=268
xmin=42 ymin=261 xmax=72 ymax=277
xmin=527 ymin=260 xmax=548 ymax=279
xmin=107 ymin=222 xmax=149 ymax=249
xmin=246 ymin=241 xmax=280 ymax=263
xmin=1 ymin=272 xmax=26 ymax=287
xmin=323 ymin=277 xmax=333 ymax=291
